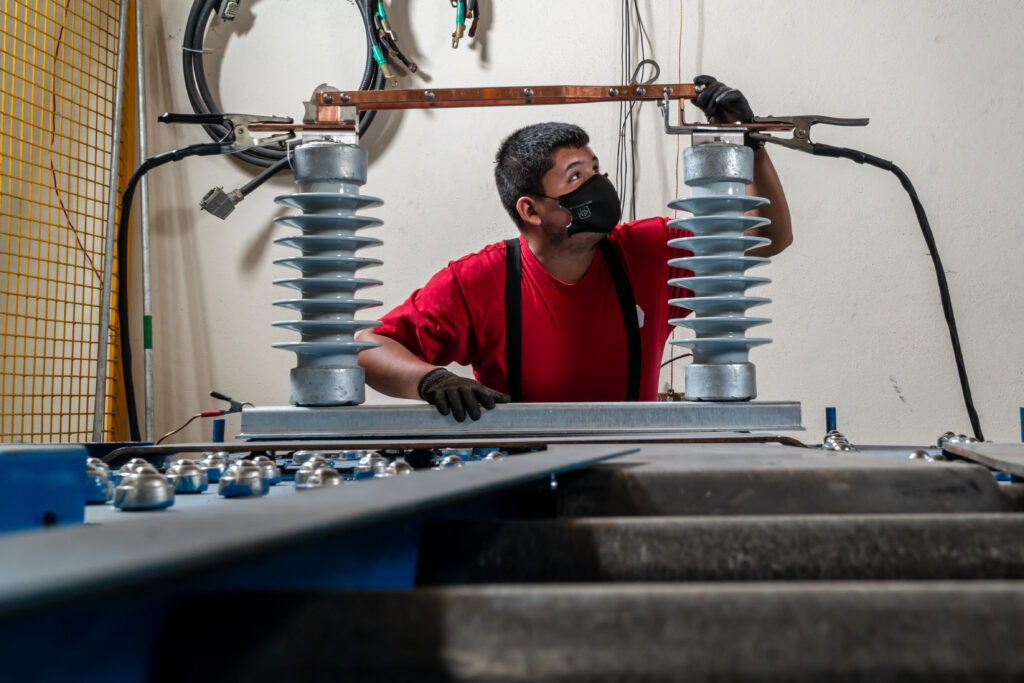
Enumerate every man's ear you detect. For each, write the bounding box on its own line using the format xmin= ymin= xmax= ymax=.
xmin=516 ymin=196 xmax=542 ymax=228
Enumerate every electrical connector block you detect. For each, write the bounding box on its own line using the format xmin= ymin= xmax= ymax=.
xmin=218 ymin=0 xmax=240 ymax=21
xmin=200 ymin=186 xmax=243 ymax=220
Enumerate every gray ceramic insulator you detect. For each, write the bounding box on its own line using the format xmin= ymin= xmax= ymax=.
xmin=666 ymin=143 xmax=773 ymax=401
xmin=271 ymin=142 xmax=383 ymax=406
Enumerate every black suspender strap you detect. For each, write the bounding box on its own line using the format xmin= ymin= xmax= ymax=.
xmin=504 ymin=236 xmax=642 ymax=402
xmin=503 ymin=237 xmax=524 ymax=403
xmin=598 ymin=237 xmax=642 ymax=401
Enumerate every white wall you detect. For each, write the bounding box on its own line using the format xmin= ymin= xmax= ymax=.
xmin=138 ymin=0 xmax=1024 ymax=446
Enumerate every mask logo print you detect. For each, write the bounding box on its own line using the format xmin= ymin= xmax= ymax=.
xmin=553 ymin=173 xmax=622 ymax=237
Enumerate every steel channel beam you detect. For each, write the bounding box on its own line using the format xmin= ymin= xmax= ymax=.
xmin=155 ymin=583 xmax=1024 ymax=681
xmin=239 ymin=401 xmax=803 ymax=439
xmin=417 ymin=514 xmax=1024 ymax=583
xmin=0 ymin=445 xmax=632 ymax=616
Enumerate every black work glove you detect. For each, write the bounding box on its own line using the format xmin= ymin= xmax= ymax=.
xmin=693 ymin=75 xmax=755 ymax=124
xmin=417 ymin=368 xmax=511 ymax=422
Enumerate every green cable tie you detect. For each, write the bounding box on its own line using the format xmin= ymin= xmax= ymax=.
xmin=143 ymin=315 xmax=153 ymax=350
xmin=372 ymin=44 xmax=387 ymax=65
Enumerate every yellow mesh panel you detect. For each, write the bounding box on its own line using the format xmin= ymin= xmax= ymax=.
xmin=1 ymin=0 xmax=133 ymax=442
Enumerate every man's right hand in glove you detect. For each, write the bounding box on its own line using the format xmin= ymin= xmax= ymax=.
xmin=417 ymin=368 xmax=511 ymax=422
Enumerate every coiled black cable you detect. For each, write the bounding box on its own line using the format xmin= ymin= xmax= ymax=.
xmin=182 ymin=0 xmax=384 ymax=170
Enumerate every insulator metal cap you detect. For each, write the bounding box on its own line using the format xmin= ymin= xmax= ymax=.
xmin=683 ymin=143 xmax=754 ymax=185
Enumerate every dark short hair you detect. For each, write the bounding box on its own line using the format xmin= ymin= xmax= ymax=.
xmin=494 ymin=122 xmax=589 ymax=227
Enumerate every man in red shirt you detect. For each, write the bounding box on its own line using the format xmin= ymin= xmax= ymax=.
xmin=357 ymin=77 xmax=792 ymax=421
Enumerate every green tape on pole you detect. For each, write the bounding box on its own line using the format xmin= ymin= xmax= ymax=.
xmin=143 ymin=315 xmax=153 ymax=349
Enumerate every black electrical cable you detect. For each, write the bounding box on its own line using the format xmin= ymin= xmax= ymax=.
xmin=116 ymin=142 xmax=227 ymax=441
xmin=810 ymin=142 xmax=985 ymax=441
xmin=660 ymin=353 xmax=692 ymax=368
xmin=239 ymin=157 xmax=289 ymax=197
xmin=182 ymin=0 xmax=384 ymax=169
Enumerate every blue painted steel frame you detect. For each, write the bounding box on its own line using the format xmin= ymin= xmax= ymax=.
xmin=0 ymin=444 xmax=87 ymax=532
xmin=0 ymin=446 xmax=625 ymax=683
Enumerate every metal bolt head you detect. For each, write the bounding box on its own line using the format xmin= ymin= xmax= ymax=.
xmin=87 ymin=457 xmax=111 ymax=477
xmin=609 ymin=87 xmax=619 ymax=97
xmin=218 ymin=460 xmax=270 ymax=498
xmin=484 ymin=452 xmax=505 ymax=462
xmin=113 ymin=458 xmax=157 ymax=485
xmin=926 ymin=452 xmax=948 ymax=462
xmin=166 ymin=459 xmax=209 ymax=494
xmin=199 ymin=452 xmax=228 ymax=483
xmin=86 ymin=463 xmax=113 ymax=504
xmin=523 ymin=88 xmax=534 ymax=97
xmin=251 ymin=455 xmax=283 ymax=485
xmin=359 ymin=453 xmax=390 ymax=476
xmin=294 ymin=458 xmax=331 ymax=488
xmin=323 ymin=93 xmax=334 ymax=104
xmin=292 ymin=450 xmax=323 ymax=465
xmin=937 ymin=431 xmax=957 ymax=447
xmin=386 ymin=460 xmax=414 ymax=476
xmin=300 ymin=467 xmax=344 ymax=490
xmin=909 ymin=450 xmax=929 ymax=460
xmin=424 ymin=90 xmax=435 ymax=100
xmin=636 ymin=86 xmax=646 ymax=97
xmin=113 ymin=471 xmax=175 ymax=510
xmin=433 ymin=455 xmax=465 ymax=470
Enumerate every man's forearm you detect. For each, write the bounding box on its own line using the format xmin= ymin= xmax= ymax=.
xmin=356 ymin=330 xmax=437 ymax=400
xmin=746 ymin=147 xmax=793 ymax=257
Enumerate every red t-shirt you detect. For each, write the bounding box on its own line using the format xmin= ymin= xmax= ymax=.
xmin=375 ymin=217 xmax=693 ymax=402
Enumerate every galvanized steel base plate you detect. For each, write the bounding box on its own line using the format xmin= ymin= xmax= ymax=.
xmin=239 ymin=401 xmax=803 ymax=440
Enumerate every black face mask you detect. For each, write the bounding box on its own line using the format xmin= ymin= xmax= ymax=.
xmin=541 ymin=173 xmax=622 ymax=237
